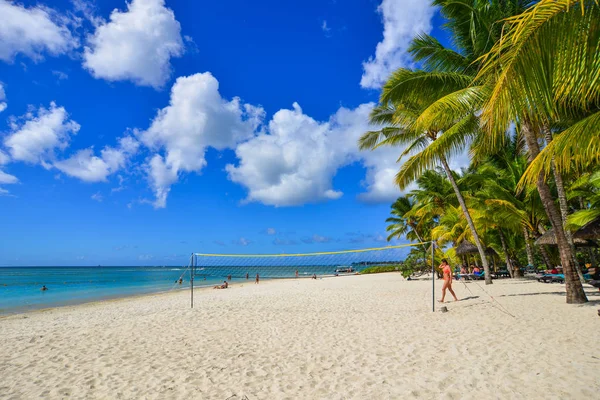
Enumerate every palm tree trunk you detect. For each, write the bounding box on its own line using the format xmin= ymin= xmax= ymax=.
xmin=439 ymin=156 xmax=492 ymax=284
xmin=499 ymin=229 xmax=514 ymax=278
xmin=543 ymin=128 xmax=585 ymax=283
xmin=522 ymin=123 xmax=587 ymax=303
xmin=539 ymin=245 xmax=554 ymax=269
xmin=522 ymin=226 xmax=535 ymax=267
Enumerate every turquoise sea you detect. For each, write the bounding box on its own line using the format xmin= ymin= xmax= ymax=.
xmin=0 ymin=264 xmax=360 ymax=314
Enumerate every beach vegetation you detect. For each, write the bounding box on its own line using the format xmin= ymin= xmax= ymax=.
xmin=360 ymin=0 xmax=600 ymax=303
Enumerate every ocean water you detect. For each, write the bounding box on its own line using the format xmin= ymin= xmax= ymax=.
xmin=0 ymin=266 xmax=200 ymax=314
xmin=0 ymin=264 xmax=359 ymax=314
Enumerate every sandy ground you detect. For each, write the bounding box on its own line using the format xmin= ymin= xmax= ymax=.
xmin=1 ymin=273 xmax=599 ymax=400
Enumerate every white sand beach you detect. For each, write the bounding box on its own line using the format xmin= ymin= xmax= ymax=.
xmin=1 ymin=273 xmax=599 ymax=399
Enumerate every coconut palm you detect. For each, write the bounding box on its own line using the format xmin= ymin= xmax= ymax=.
xmin=359 ymin=72 xmax=494 ymax=282
xmin=476 ymin=0 xmax=598 ymax=303
xmin=359 ymin=0 xmax=532 ymax=285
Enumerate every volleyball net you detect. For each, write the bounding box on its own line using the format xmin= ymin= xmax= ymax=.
xmin=187 ymin=242 xmax=433 ymax=307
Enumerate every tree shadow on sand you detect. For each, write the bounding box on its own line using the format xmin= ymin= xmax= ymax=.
xmin=458 ymin=296 xmax=480 ymax=301
xmin=498 ymin=290 xmax=600 ymax=306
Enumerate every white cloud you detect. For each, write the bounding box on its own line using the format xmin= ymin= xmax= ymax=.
xmin=0 ymin=0 xmax=78 ymax=63
xmin=0 ymin=82 xmax=6 ymax=112
xmin=3 ymin=102 xmax=80 ymax=164
xmin=226 ymin=102 xmax=401 ymax=206
xmin=232 ymin=237 xmax=251 ymax=246
xmin=0 ymin=150 xmax=10 ymax=165
xmin=0 ymin=168 xmax=18 ymax=184
xmin=91 ymin=192 xmax=103 ymax=202
xmin=52 ymin=70 xmax=68 ymax=80
xmin=83 ymin=0 xmax=184 ymax=88
xmin=358 ymin=145 xmax=408 ymax=203
xmin=138 ymin=72 xmax=264 ymax=208
xmin=0 ymin=154 xmax=17 ymax=194
xmin=54 ymin=136 xmax=139 ymax=182
xmin=266 ymin=228 xmax=276 ymax=235
xmin=321 ymin=20 xmax=332 ymax=37
xmin=360 ymin=0 xmax=435 ymax=88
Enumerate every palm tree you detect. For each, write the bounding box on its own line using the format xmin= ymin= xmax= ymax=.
xmin=476 ymin=0 xmax=598 ymax=303
xmin=385 ymin=197 xmax=425 ymax=243
xmin=359 ymin=71 xmax=492 ymax=283
xmin=359 ymin=1 xmax=531 ymax=285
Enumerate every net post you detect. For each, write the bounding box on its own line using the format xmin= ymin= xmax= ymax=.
xmin=190 ymin=253 xmax=194 ymax=309
xmin=431 ymin=241 xmax=435 ymax=312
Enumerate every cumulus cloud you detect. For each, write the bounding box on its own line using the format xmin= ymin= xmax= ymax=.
xmin=0 ymin=0 xmax=78 ymax=63
xmin=3 ymin=102 xmax=80 ymax=164
xmin=226 ymin=102 xmax=401 ymax=206
xmin=360 ymin=0 xmax=434 ymax=88
xmin=358 ymin=144 xmax=409 ymax=203
xmin=0 ymin=82 xmax=6 ymax=112
xmin=266 ymin=228 xmax=276 ymax=235
xmin=138 ymin=72 xmax=264 ymax=208
xmin=53 ymin=136 xmax=139 ymax=182
xmin=83 ymin=0 xmax=184 ymax=88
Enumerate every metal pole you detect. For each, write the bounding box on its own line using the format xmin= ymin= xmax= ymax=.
xmin=431 ymin=241 xmax=435 ymax=312
xmin=190 ymin=253 xmax=194 ymax=309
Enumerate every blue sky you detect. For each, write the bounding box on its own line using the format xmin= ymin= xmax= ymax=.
xmin=0 ymin=0 xmax=450 ymax=266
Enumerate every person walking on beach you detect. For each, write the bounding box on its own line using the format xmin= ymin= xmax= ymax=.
xmin=255 ymin=273 xmax=259 ymax=284
xmin=439 ymin=259 xmax=458 ymax=303
xmin=295 ymin=270 xmax=299 ymax=279
xmin=246 ymin=272 xmax=249 ymax=280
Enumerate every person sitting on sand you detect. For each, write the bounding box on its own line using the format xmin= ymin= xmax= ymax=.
xmin=439 ymin=259 xmax=458 ymax=303
xmin=587 ymin=266 xmax=600 ymax=280
xmin=312 ymin=274 xmax=317 ymax=280
xmin=213 ymin=281 xmax=228 ymax=289
xmin=41 ymin=285 xmax=48 ymax=291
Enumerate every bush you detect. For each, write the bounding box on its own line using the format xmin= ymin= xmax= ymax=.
xmin=359 ymin=265 xmax=400 ymax=274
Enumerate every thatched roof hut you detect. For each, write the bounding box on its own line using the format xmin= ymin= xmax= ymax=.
xmin=534 ymin=229 xmax=597 ymax=247
xmin=455 ymin=240 xmax=478 ymax=256
xmin=574 ymin=218 xmax=600 ymax=240
xmin=455 ymin=240 xmax=497 ymax=256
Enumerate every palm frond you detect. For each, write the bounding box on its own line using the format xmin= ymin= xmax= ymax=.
xmin=408 ymin=34 xmax=470 ymax=72
xmin=396 ymin=114 xmax=479 ymax=189
xmin=380 ymin=69 xmax=473 ymax=106
xmin=519 ymin=110 xmax=600 ymax=188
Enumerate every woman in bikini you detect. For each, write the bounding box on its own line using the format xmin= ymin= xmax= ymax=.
xmin=439 ymin=259 xmax=458 ymax=303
